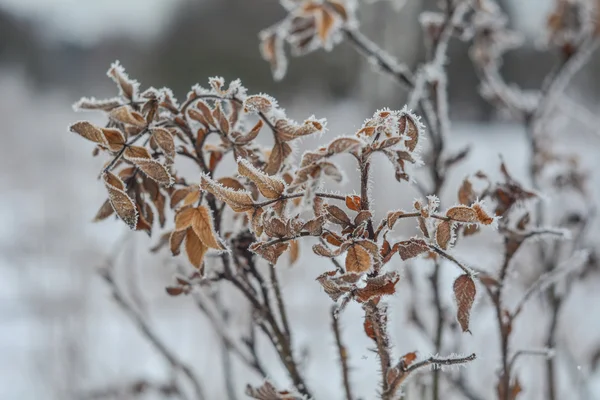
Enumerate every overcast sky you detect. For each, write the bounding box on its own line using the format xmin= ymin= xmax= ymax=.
xmin=0 ymin=0 xmax=186 ymax=44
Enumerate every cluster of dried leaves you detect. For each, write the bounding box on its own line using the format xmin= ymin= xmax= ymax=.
xmin=71 ymin=0 xmax=600 ymax=399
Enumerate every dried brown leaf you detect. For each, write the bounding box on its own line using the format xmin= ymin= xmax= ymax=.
xmin=289 ymin=240 xmax=299 ymax=265
xmin=128 ymin=157 xmax=173 ymax=186
xmin=436 ymin=221 xmax=453 ymax=250
xmin=345 ymin=195 xmax=361 ymax=212
xmin=397 ymin=238 xmax=429 ymax=260
xmin=325 ymin=204 xmax=352 ymax=226
xmin=250 ymin=242 xmax=290 ymax=265
xmin=185 ymin=229 xmax=208 ymax=270
xmin=458 ymin=178 xmax=475 ymax=205
xmin=169 ymin=229 xmax=186 ymax=255
xmin=345 ymin=243 xmax=372 ymax=273
xmin=238 ymin=158 xmax=285 ymax=199
xmin=192 ymin=206 xmax=225 ymax=250
xmin=327 ymin=137 xmax=361 ymax=154
xmin=70 ymin=121 xmax=107 ymax=145
xmin=93 ymin=199 xmax=115 ymax=222
xmin=102 ymin=128 xmax=126 ymax=151
xmin=265 ymin=142 xmax=292 ymax=175
xmin=453 ymin=274 xmax=476 ymax=333
xmin=151 ymin=128 xmax=175 ymax=162
xmin=109 ymin=105 xmax=146 ymax=127
xmin=446 ymin=206 xmax=478 ymax=223
xmin=103 ymin=172 xmax=137 ymax=229
xmin=201 ymin=175 xmax=254 ymax=212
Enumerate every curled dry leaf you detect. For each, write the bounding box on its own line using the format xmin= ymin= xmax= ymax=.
xmin=453 ymin=274 xmax=476 ymax=333
xmin=201 ymin=175 xmax=255 ymax=212
xmin=355 ymin=272 xmax=399 ymax=303
xmin=345 ymin=243 xmax=372 ymax=273
xmin=436 ymin=220 xmax=453 ymax=250
xmin=387 ymin=210 xmax=405 ymax=229
xmin=107 ymin=61 xmax=138 ymax=100
xmin=103 ymin=172 xmax=138 ymax=230
xmin=446 ymin=205 xmax=478 ymax=223
xmin=238 ymin=158 xmax=286 ymax=199
xmin=397 ymin=238 xmax=430 ymax=261
xmin=473 ymin=203 xmax=495 ymax=225
xmin=243 ymin=95 xmax=274 ymax=114
xmin=398 ymin=113 xmax=420 ymax=152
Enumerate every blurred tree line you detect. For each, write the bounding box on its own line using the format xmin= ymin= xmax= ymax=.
xmin=1 ymin=0 xmax=598 ymax=120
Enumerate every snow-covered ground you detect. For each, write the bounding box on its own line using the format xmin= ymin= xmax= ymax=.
xmin=1 ymin=70 xmax=600 ymax=400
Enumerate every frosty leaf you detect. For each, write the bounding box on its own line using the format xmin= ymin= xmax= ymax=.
xmin=102 ymin=128 xmax=126 ymax=151
xmin=418 ymin=216 xmax=429 ymax=238
xmin=124 ymin=146 xmax=152 ymax=159
xmin=233 ymin=119 xmax=263 ymax=145
xmin=275 ymin=118 xmax=325 ymax=142
xmin=250 ymin=242 xmax=290 ymax=265
xmin=192 ymin=206 xmax=225 ymax=250
xmin=109 ymin=106 xmax=146 ymax=127
xmin=150 ymin=128 xmax=175 ymax=162
xmin=312 ymin=242 xmax=348 ymax=258
xmin=194 ymin=100 xmax=216 ymax=127
xmin=346 ymin=243 xmax=372 ymax=273
xmin=127 ymin=157 xmax=173 ymax=186
xmin=345 ymin=195 xmax=361 ymax=212
xmin=93 ymin=199 xmax=115 ymax=222
xmin=397 ymin=238 xmax=429 ymax=260
xmin=188 ymin=108 xmax=210 ymax=127
xmin=185 ymin=229 xmax=208 ymax=270
xmin=302 ymin=216 xmax=325 ymax=236
xmin=453 ymin=274 xmax=476 ymax=333
xmin=398 ymin=112 xmax=420 ymax=152
xmin=354 ymin=210 xmax=372 ymax=226
xmin=326 ymin=205 xmax=352 ymax=226
xmin=327 ymin=0 xmax=349 ymax=21
xmin=103 ymin=172 xmax=137 ymax=230
xmin=446 ymin=206 xmax=478 ymax=223
xmin=70 ymin=121 xmax=107 ymax=145
xmin=387 ymin=210 xmax=405 ymax=229
xmin=212 ymin=102 xmax=230 ymax=135
xmin=238 ymin=158 xmax=286 ymax=199
xmin=473 ymin=203 xmax=495 ymax=225
xmin=355 ymin=272 xmax=400 ymax=303
xmin=170 ymin=188 xmax=193 ymax=209
xmin=217 ymin=177 xmax=246 ymax=192
xmin=327 ymin=137 xmax=361 ymax=154
xmin=107 ymin=61 xmax=139 ymax=100
xmin=244 ymin=95 xmax=275 ymax=114
xmin=248 ymin=207 xmax=265 ymax=236
xmin=263 ymin=217 xmax=289 ymax=238
xmin=73 ymin=97 xmax=121 ymax=112
xmin=201 ymin=175 xmax=255 ymax=212
xmin=175 ymin=207 xmax=196 ymax=231
xmin=316 ymin=8 xmax=336 ymax=42
xmin=265 ymin=142 xmax=292 ymax=175
xmin=458 ymin=178 xmax=475 ymax=205
xmin=436 ymin=220 xmax=453 ymax=250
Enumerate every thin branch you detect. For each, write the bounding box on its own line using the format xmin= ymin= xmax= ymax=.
xmin=429 ymin=246 xmax=474 ymax=276
xmin=406 ymin=353 xmax=477 ymax=374
xmin=330 ymin=307 xmax=354 ymax=400
xmin=99 ymin=267 xmax=205 ymax=400
xmin=269 ymin=264 xmax=292 ymax=340
xmin=254 ymin=192 xmax=347 ymax=208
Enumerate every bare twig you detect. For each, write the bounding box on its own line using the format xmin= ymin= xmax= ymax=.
xmin=331 ymin=307 xmax=354 ymax=400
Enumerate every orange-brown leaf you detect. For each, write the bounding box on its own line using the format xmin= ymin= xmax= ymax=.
xmin=192 ymin=206 xmax=225 ymax=250
xmin=458 ymin=178 xmax=475 ymax=205
xmin=453 ymin=274 xmax=476 ymax=333
xmin=250 ymin=242 xmax=290 ymax=265
xmin=289 ymin=240 xmax=299 ymax=265
xmin=473 ymin=203 xmax=495 ymax=225
xmin=201 ymin=175 xmax=254 ymax=212
xmin=175 ymin=207 xmax=196 ymax=231
xmin=345 ymin=243 xmax=372 ymax=273
xmin=317 ymin=8 xmax=336 ymax=41
xmin=102 ymin=128 xmax=126 ymax=151
xmin=345 ymin=195 xmax=361 ymax=212
xmin=109 ymin=105 xmax=146 ymax=127
xmin=238 ymin=158 xmax=285 ymax=199
xmin=185 ymin=229 xmax=208 ymax=270
xmin=127 ymin=157 xmax=173 ymax=186
xmin=264 ymin=141 xmax=291 ymax=175
xmin=93 ymin=199 xmax=115 ymax=222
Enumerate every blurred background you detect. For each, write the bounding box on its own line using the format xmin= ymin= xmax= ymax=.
xmin=1 ymin=0 xmax=600 ymax=399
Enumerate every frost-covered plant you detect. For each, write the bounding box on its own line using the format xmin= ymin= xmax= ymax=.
xmin=69 ymin=0 xmax=600 ymax=399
